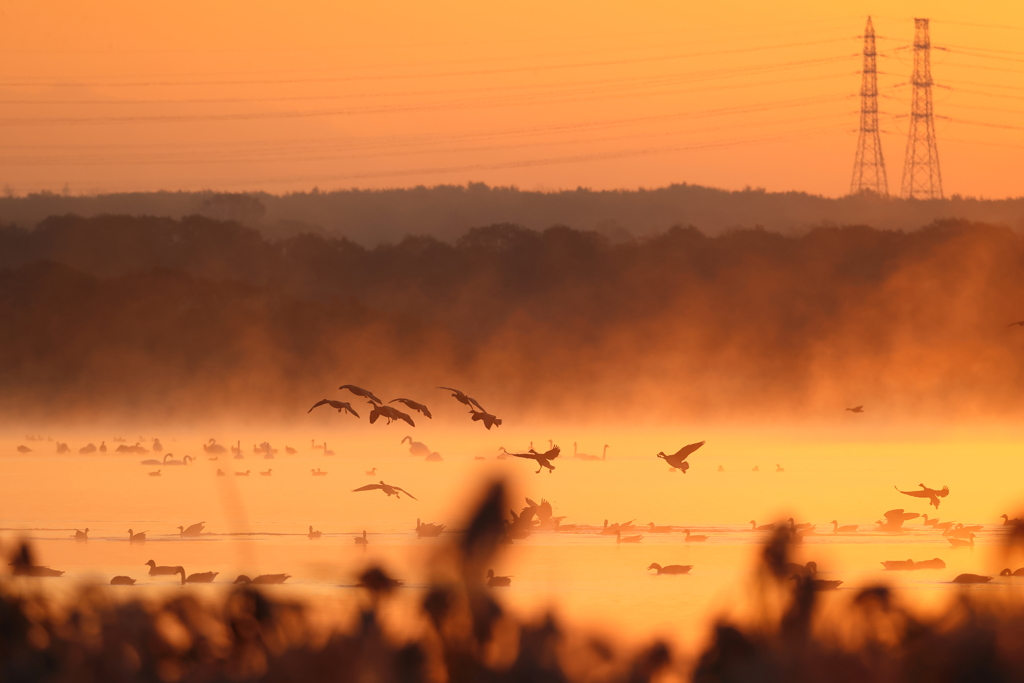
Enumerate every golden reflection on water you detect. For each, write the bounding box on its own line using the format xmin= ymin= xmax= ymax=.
xmin=2 ymin=426 xmax=1023 ymax=655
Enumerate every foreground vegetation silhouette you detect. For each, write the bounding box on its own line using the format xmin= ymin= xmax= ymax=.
xmin=4 ymin=482 xmax=1024 ymax=683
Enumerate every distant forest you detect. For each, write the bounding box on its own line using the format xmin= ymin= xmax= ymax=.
xmin=2 ymin=184 xmax=1024 ymax=245
xmin=2 ymin=214 xmax=1024 ymax=421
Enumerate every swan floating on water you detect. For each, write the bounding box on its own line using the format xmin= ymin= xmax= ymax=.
xmin=486 ymin=569 xmax=512 ymax=587
xmin=178 ymin=522 xmax=205 ymax=537
xmin=128 ymin=529 xmax=147 ymax=544
xmin=110 ymin=576 xmax=136 ymax=585
xmin=308 ymin=525 xmax=322 ymax=540
xmin=355 ymin=530 xmax=368 ymax=545
xmin=73 ymin=528 xmax=89 ymax=541
xmin=146 ymin=560 xmax=180 ymax=576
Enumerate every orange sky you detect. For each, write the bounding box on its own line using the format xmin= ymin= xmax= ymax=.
xmin=2 ymin=1 xmax=1024 ymax=197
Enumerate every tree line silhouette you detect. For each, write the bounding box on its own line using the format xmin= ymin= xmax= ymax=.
xmin=2 ymin=214 xmax=1024 ymax=419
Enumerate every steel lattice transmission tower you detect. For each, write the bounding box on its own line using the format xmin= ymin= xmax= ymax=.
xmin=900 ymin=18 xmax=943 ymax=199
xmin=850 ymin=17 xmax=888 ymax=196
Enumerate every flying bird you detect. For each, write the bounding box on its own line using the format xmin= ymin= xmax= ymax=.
xmin=390 ymin=398 xmax=432 ymax=418
xmin=895 ymin=484 xmax=949 ymax=509
xmin=339 ymin=384 xmax=382 ymax=404
xmin=656 ymin=441 xmax=705 ymax=473
xmin=1008 ymin=321 xmax=1024 ymax=327
xmin=501 ymin=445 xmax=559 ymax=474
xmin=368 ymin=403 xmax=416 ymax=427
xmin=308 ymin=399 xmax=360 ymax=418
xmin=846 ymin=406 xmax=864 ymax=413
xmin=469 ymin=409 xmax=502 ymax=430
xmin=353 ymin=480 xmax=418 ymax=500
xmin=437 ymin=386 xmax=486 ymax=412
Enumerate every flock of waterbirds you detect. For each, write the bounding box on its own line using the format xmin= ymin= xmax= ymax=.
xmin=10 ymin=395 xmax=1017 ymax=589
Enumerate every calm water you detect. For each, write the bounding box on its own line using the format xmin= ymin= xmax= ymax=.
xmin=2 ymin=427 xmax=1021 ymax=658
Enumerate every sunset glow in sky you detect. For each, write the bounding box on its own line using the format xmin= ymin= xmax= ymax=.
xmin=3 ymin=1 xmax=1024 ymax=197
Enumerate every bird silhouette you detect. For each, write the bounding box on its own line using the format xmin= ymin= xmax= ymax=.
xmin=1008 ymin=321 xmax=1024 ymax=327
xmin=99 ymin=441 xmax=107 ymax=453
xmin=486 ymin=569 xmax=512 ymax=587
xmin=923 ymin=515 xmax=955 ymax=531
xmin=145 ymin=560 xmax=179 ymax=576
xmin=260 ymin=469 xmax=272 ymax=476
xmin=308 ymin=525 xmax=322 ymax=540
xmin=775 ymin=464 xmax=785 ymax=473
xmin=1000 ymin=567 xmax=1024 ymax=576
xmin=140 ymin=453 xmax=172 ymax=466
xmin=164 ymin=455 xmax=193 ymax=466
xmin=951 ymin=573 xmax=991 ymax=583
xmin=915 ymin=558 xmax=946 ymax=569
xmin=750 ymin=521 xmax=775 ymax=531
xmin=647 ymin=522 xmax=672 ymax=533
xmin=501 ymin=445 xmax=559 ymax=474
xmin=656 ymin=441 xmax=705 ymax=473
xmin=366 ymin=467 xmax=377 ymax=476
xmin=285 ymin=446 xmax=297 ymax=454
xmin=128 ymin=529 xmax=147 ymax=544
xmin=880 ymin=560 xmax=916 ymax=571
xmin=110 ymin=576 xmax=136 ymax=585
xmin=684 ymin=529 xmax=708 ymax=542
xmin=234 ymin=574 xmax=291 ymax=584
xmin=831 ymin=520 xmax=858 ymax=533
xmin=79 ymin=443 xmax=97 ymax=454
xmin=148 ymin=470 xmax=161 ymax=477
xmin=615 ymin=530 xmax=643 ymax=543
xmin=203 ymin=439 xmax=227 ymax=455
xmin=647 ymin=563 xmax=692 ymax=575
xmin=352 ymin=480 xmax=418 ymax=500
xmin=368 ymin=403 xmax=416 ymax=427
xmin=876 ymin=509 xmax=920 ymax=532
xmin=574 ymin=443 xmax=608 ymax=461
xmin=846 ymin=406 xmax=864 ymax=413
xmin=308 ymin=399 xmax=360 ymax=417
xmin=947 ymin=533 xmax=976 ymax=548
xmin=339 ymin=384 xmax=382 ymax=404
xmin=416 ymin=518 xmax=445 ymax=537
xmin=152 ymin=438 xmax=163 ymax=452
xmin=390 ymin=398 xmax=432 ymax=418
xmin=178 ymin=522 xmax=205 ymax=537
xmin=16 ymin=445 xmax=31 ymax=453
xmin=402 ymin=436 xmax=431 ymax=456
xmin=1001 ymin=514 xmax=1022 ymax=525
xmin=311 ymin=468 xmax=328 ymax=476
xmin=896 ymin=484 xmax=949 ymax=509
xmin=355 ymin=530 xmax=368 ymax=546
xmin=73 ymin=528 xmax=89 ymax=541
xmin=437 ymin=386 xmax=486 ymax=412
xmin=235 ymin=470 xmax=250 ymax=477
xmin=216 ymin=469 xmax=225 ymax=476
xmin=469 ymin=409 xmax=502 ymax=430
xmin=176 ymin=567 xmax=218 ymax=584
xmin=752 ymin=465 xmax=760 ymax=472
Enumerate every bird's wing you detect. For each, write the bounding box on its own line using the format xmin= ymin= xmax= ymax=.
xmin=437 ymin=387 xmax=464 ymax=399
xmin=343 ymin=404 xmax=361 ymax=418
xmin=525 ymin=498 xmax=540 ymax=508
xmin=367 ymin=391 xmax=383 ymax=404
xmin=508 ymin=451 xmax=537 ymax=460
xmin=352 ymin=484 xmax=383 ymax=492
xmin=895 ymin=486 xmax=930 ymax=498
xmin=468 ymin=397 xmax=486 ymax=412
xmin=937 ymin=486 xmax=950 ymax=497
xmin=398 ymin=412 xmax=416 ymax=427
xmin=673 ymin=441 xmax=706 ymax=460
xmin=546 ymin=446 xmax=561 ymax=461
xmin=883 ymin=509 xmax=906 ymax=522
xmin=308 ymin=399 xmax=330 ymax=413
xmin=390 ymin=398 xmax=410 ymax=407
xmin=394 ymin=486 xmax=418 ymax=501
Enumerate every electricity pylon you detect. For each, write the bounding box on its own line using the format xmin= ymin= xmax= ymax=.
xmin=850 ymin=16 xmax=888 ymax=196
xmin=900 ymin=18 xmax=943 ymax=199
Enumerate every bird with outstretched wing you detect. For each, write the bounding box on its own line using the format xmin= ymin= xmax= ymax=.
xmin=656 ymin=441 xmax=705 ymax=473
xmin=308 ymin=399 xmax=360 ymax=418
xmin=339 ymin=384 xmax=383 ymax=405
xmin=390 ymin=398 xmax=432 ymax=418
xmin=438 ymin=386 xmax=486 ymax=412
xmin=352 ymin=480 xmax=418 ymax=500
xmin=895 ymin=484 xmax=949 ymax=509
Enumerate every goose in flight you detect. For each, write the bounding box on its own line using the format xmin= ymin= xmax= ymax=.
xmin=895 ymin=484 xmax=949 ymax=509
xmin=416 ymin=518 xmax=445 ymax=537
xmin=831 ymin=520 xmax=858 ymax=533
xmin=647 ymin=522 xmax=673 ymax=533
xmin=308 ymin=399 xmax=360 ymax=418
xmin=750 ymin=521 xmax=775 ymax=531
xmin=355 ymin=530 xmax=368 ymax=546
xmin=437 ymin=386 xmax=486 ymax=412
xmin=486 ymin=569 xmax=512 ymax=587
xmin=683 ymin=529 xmax=708 ymax=542
xmin=951 ymin=573 xmax=991 ymax=583
xmin=110 ymin=576 xmax=136 ymax=585
xmin=1000 ymin=567 xmax=1024 ymax=576
xmin=176 ymin=567 xmax=218 ymax=584
xmin=368 ymin=403 xmax=416 ymax=427
xmin=141 ymin=453 xmax=172 ymax=466
xmin=615 ymin=530 xmax=643 ymax=543
xmin=656 ymin=441 xmax=705 ymax=473
xmin=234 ymin=574 xmax=291 ymax=584
xmin=73 ymin=528 xmax=89 ymax=541
xmin=574 ymin=443 xmax=608 ymax=461
xmin=145 ymin=560 xmax=180 ymax=576
xmin=947 ymin=533 xmax=975 ymax=548
xmin=402 ymin=436 xmax=431 ymax=457
xmin=1002 ymin=514 xmax=1022 ymax=526
xmin=501 ymin=445 xmax=559 ymax=474
xmin=469 ymin=409 xmax=502 ymax=430
xmin=647 ymin=563 xmax=692 ymax=575
xmin=178 ymin=522 xmax=205 ymax=537
xmin=308 ymin=525 xmax=321 ymax=540
xmin=390 ymin=398 xmax=432 ymax=418
xmin=128 ymin=529 xmax=147 ymax=544
xmin=203 ymin=439 xmax=227 ymax=455
xmin=339 ymin=384 xmax=382 ymax=405
xmin=353 ymin=480 xmax=418 ymax=500
xmin=846 ymin=406 xmax=864 ymax=413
